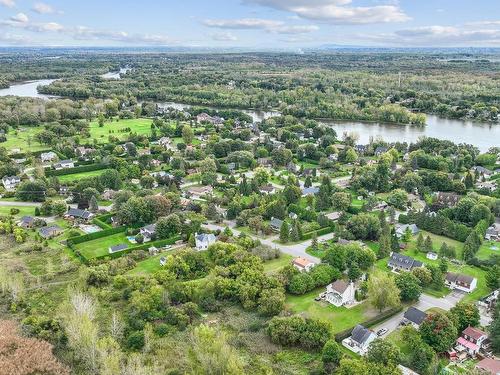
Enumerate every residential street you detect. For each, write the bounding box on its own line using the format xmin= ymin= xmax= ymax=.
xmin=372 ymin=290 xmax=465 ymax=335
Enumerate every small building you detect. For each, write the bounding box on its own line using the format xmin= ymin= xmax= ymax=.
xmin=75 ymin=147 xmax=95 ymax=160
xmin=476 ymin=181 xmax=497 ymax=192
xmin=473 ymin=166 xmax=493 ymax=179
xmin=445 ymin=272 xmax=477 ymax=293
xmin=372 ymin=201 xmax=388 ymax=211
xmin=257 ymin=157 xmax=272 ymax=167
xmin=388 ymin=252 xmax=423 ymax=273
xmin=109 ymin=244 xmax=128 ymax=254
xmin=53 ymin=159 xmax=74 ymax=170
xmin=485 ymin=224 xmax=500 ymax=241
xmin=374 ymin=146 xmax=388 ymax=156
xmin=259 ymin=185 xmax=276 ymax=195
xmin=355 ymin=145 xmax=367 ymax=155
xmin=17 ymin=216 xmax=35 ymax=229
xmin=270 ymin=217 xmax=283 ymax=232
xmin=426 ymin=252 xmax=438 ymax=260
xmin=292 ymin=257 xmax=315 ymax=273
xmin=325 ymin=211 xmax=341 ymax=221
xmin=325 ymin=280 xmax=356 ymax=307
xmin=158 ymin=137 xmax=171 ymax=148
xmin=2 ymin=176 xmax=21 ymax=190
xmin=475 ymin=358 xmax=500 ymax=375
xmin=435 ymin=192 xmax=461 ymax=208
xmin=40 ymin=151 xmax=57 ymax=163
xmin=301 ymin=186 xmax=319 ymax=197
xmin=65 ymin=208 xmax=94 ymax=221
xmin=395 ymin=224 xmax=419 ymax=238
xmin=188 ymin=186 xmax=213 ymax=198
xmin=140 ymin=224 xmax=156 ymax=242
xmin=159 ymin=256 xmax=167 ymax=266
xmin=195 ymin=232 xmax=216 ymax=251
xmin=39 ymin=225 xmax=62 ymax=239
xmin=402 ymin=307 xmax=427 ymax=328
xmin=343 ymin=325 xmax=376 ymax=355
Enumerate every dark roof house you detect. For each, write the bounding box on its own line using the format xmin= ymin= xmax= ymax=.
xmin=388 ymin=252 xmax=423 ymax=272
xmin=403 ymin=307 xmax=427 ymax=326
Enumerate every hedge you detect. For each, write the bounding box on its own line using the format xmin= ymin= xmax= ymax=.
xmin=302 ymin=226 xmax=334 ymax=240
xmin=94 ymin=235 xmax=181 ymax=260
xmin=45 ymin=163 xmax=108 ymax=177
xmin=67 ymin=226 xmax=126 ymax=245
xmin=334 ymin=306 xmax=403 ymax=342
xmin=92 ymin=217 xmax=112 ymax=230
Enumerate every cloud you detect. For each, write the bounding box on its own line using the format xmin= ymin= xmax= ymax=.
xmin=465 ymin=20 xmax=500 ymax=27
xmin=0 ymin=33 xmax=30 ymax=44
xmin=358 ymin=24 xmax=500 ymax=46
xmin=32 ymin=2 xmax=57 ymax=14
xmin=0 ymin=0 xmax=15 ymax=8
xmin=211 ymin=32 xmax=238 ymax=41
xmin=10 ymin=12 xmax=28 ymax=23
xmin=203 ymin=17 xmax=318 ymax=34
xmin=244 ymin=0 xmax=410 ymax=24
xmin=72 ymin=27 xmax=174 ymax=44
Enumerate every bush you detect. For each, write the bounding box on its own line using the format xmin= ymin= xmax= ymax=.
xmin=126 ymin=331 xmax=145 ymax=350
xmin=45 ymin=163 xmax=107 ymax=177
xmin=268 ymin=316 xmax=331 ymax=349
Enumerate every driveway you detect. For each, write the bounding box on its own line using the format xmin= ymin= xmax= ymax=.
xmin=372 ymin=291 xmax=465 ymax=335
xmin=202 ymin=221 xmax=330 ymax=263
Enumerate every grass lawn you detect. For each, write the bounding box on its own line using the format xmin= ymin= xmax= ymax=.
xmin=0 ymin=205 xmax=38 ymax=217
xmin=297 ymin=160 xmax=319 ymax=169
xmin=235 ymin=226 xmax=274 ymax=239
xmin=172 ymin=137 xmax=201 ymax=146
xmin=89 ymin=118 xmax=154 ymax=142
xmin=57 ymin=169 xmax=112 ymax=183
xmin=127 ymin=249 xmax=181 ymax=275
xmin=74 ymin=231 xmax=129 ymax=259
xmin=286 ymin=288 xmax=375 ymax=334
xmin=477 ymin=240 xmax=499 ymax=260
xmin=3 ymin=126 xmax=49 ymax=153
xmin=263 ymin=254 xmax=293 ymax=274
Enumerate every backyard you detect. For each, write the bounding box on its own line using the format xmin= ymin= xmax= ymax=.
xmin=74 ymin=231 xmax=129 ymax=259
xmin=57 ymin=168 xmax=112 ymax=183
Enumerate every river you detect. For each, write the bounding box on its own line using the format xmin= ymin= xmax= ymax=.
xmin=1 ymin=78 xmax=498 ymax=151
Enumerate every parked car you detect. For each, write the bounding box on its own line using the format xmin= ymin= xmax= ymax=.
xmin=314 ymin=296 xmax=321 ymax=301
xmin=376 ymin=328 xmax=388 ymax=336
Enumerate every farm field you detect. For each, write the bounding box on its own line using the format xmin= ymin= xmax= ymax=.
xmin=57 ymin=169 xmax=111 ymax=183
xmin=3 ymin=126 xmax=48 ymax=152
xmin=74 ymin=231 xmax=129 ymax=259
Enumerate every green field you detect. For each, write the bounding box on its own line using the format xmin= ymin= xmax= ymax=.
xmin=0 ymin=205 xmax=38 ymax=217
xmin=286 ymin=288 xmax=375 ymax=334
xmin=57 ymin=169 xmax=111 ymax=183
xmin=477 ymin=240 xmax=499 ymax=260
xmin=3 ymin=127 xmax=48 ymax=152
xmin=263 ymin=254 xmax=293 ymax=274
xmin=75 ymin=231 xmax=129 ymax=259
xmin=89 ymin=118 xmax=154 ymax=142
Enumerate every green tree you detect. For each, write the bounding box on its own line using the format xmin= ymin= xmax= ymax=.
xmin=486 ymin=265 xmax=500 ymax=290
xmin=419 ymin=312 xmax=457 ymax=352
xmin=395 ymin=272 xmax=422 ymax=302
xmin=279 ymin=221 xmax=289 ymax=243
xmin=322 ymin=339 xmax=342 ymax=372
xmin=182 ymin=124 xmax=194 ymax=145
xmin=448 ymin=301 xmax=480 ymax=332
xmin=156 ymin=214 xmax=181 ymax=239
xmin=367 ymin=271 xmax=400 ymax=312
xmin=366 ymin=339 xmax=401 ymax=366
xmin=423 ymin=235 xmax=433 ymax=253
xmin=416 ymin=232 xmax=424 ymax=251
xmin=258 ymin=288 xmax=285 ymax=316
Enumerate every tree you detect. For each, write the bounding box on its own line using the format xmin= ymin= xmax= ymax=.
xmin=423 ymin=235 xmax=433 ymax=253
xmin=199 ymin=157 xmax=217 ymax=186
xmin=395 ymin=272 xmax=422 ymax=302
xmin=490 ymin=303 xmax=500 ymax=354
xmin=366 ymin=339 xmax=401 ymax=366
xmin=448 ymin=301 xmax=480 ymax=332
xmin=182 ymin=125 xmax=194 ymax=145
xmin=332 ymin=192 xmax=351 ymax=212
xmin=378 ymin=225 xmax=391 ymax=259
xmin=367 ymin=271 xmax=400 ymax=312
xmin=416 ymin=232 xmax=424 ymax=251
xmin=258 ymin=288 xmax=285 ymax=316
xmin=89 ymin=195 xmax=98 ymax=213
xmin=345 ymin=147 xmax=358 ymax=163
xmin=16 ymin=180 xmax=47 ymax=202
xmin=279 ymin=221 xmax=289 ymax=243
xmin=156 ymin=214 xmax=181 ymax=239
xmin=248 ymin=215 xmax=264 ymax=234
xmin=486 ymin=265 xmax=500 ymax=290
xmin=267 ymin=316 xmax=331 ymax=349
xmin=346 ymin=213 xmax=381 ymax=240
xmin=322 ymin=339 xmax=342 ymax=372
xmin=288 ymin=273 xmax=315 ymax=294
xmin=401 ymin=227 xmax=412 ymax=243
xmin=412 ymin=267 xmax=432 ymax=287
xmin=464 ymin=172 xmax=474 ymax=189
xmin=386 ymin=189 xmax=408 ymax=210
xmin=419 ymin=312 xmax=457 ymax=352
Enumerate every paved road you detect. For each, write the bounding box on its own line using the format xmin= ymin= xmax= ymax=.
xmin=203 ymin=221 xmax=331 ymax=263
xmin=0 ymin=200 xmax=112 ymax=212
xmin=372 ymin=290 xmax=465 ymax=335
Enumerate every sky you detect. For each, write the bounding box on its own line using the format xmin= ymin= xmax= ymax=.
xmin=0 ymin=0 xmax=499 ymax=48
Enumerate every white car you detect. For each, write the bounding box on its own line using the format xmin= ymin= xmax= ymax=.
xmin=376 ymin=328 xmax=388 ymax=336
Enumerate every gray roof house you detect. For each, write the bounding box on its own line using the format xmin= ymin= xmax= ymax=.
xmin=140 ymin=224 xmax=157 ymax=241
xmin=195 ymin=232 xmax=216 ymax=251
xmin=403 ymin=307 xmax=427 ymax=327
xmin=18 ymin=216 xmax=35 ymax=228
xmin=395 ymin=224 xmax=419 ymax=238
xmin=66 ymin=208 xmax=93 ymax=221
xmin=388 ymin=252 xmax=423 ymax=272
xmin=344 ymin=325 xmax=377 ymax=354
xmin=109 ymin=244 xmax=128 ymax=254
xmin=270 ymin=217 xmax=284 ymax=232
xmin=39 ymin=225 xmax=62 ymax=239
xmin=301 ymin=186 xmax=320 ymax=196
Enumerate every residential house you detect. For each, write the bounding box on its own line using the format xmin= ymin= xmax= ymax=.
xmin=39 ymin=225 xmax=62 ymax=239
xmin=197 ymin=113 xmax=213 ymax=123
xmin=455 ymin=326 xmax=488 ymax=357
xmin=158 ymin=137 xmax=171 ymax=148
xmin=287 ymin=162 xmax=300 ymax=174
xmin=75 ymin=147 xmax=95 ymax=160
xmin=292 ymin=257 xmax=315 ymax=273
xmin=109 ymin=244 xmax=128 ymax=254
xmin=402 ymin=307 xmax=427 ymax=328
xmin=475 ymin=358 xmax=500 ymax=375
xmin=325 ymin=280 xmax=356 ymax=307
xmin=445 ymin=272 xmax=477 ymax=293
xmin=355 ymin=145 xmax=367 ymax=155
xmin=102 ymin=189 xmax=117 ymax=200
xmin=65 ymin=208 xmax=94 ymax=221
xmin=325 ymin=211 xmax=341 ymax=221
xmin=270 ymin=217 xmax=283 ymax=232
xmin=484 ymin=223 xmax=500 ymax=241
xmin=2 ymin=176 xmax=21 ymax=190
xmin=140 ymin=224 xmax=156 ymax=242
xmin=302 ymin=168 xmax=319 ymax=178
xmin=17 ymin=216 xmax=35 ymax=229
xmin=53 ymin=159 xmax=74 ymax=170
xmin=343 ymin=325 xmax=376 ymax=355
xmin=301 ymin=186 xmax=319 ymax=197
xmin=40 ymin=151 xmax=57 ymax=163
xmin=435 ymin=192 xmax=461 ymax=208
xmin=195 ymin=232 xmax=216 ymax=251
xmin=388 ymin=252 xmax=423 ymax=272
xmin=427 ymin=252 xmax=438 ymax=260
xmin=188 ymin=186 xmax=213 ymax=198
xmin=473 ymin=166 xmax=493 ymax=179
xmin=259 ymin=185 xmax=276 ymax=195
xmin=476 ymin=181 xmax=498 ymax=192
xmin=372 ymin=201 xmax=388 ymax=211
xmin=227 ymin=162 xmax=237 ymax=174
xmin=257 ymin=157 xmax=272 ymax=167
xmin=374 ymin=146 xmax=388 ymax=156
xmin=159 ymin=256 xmax=167 ymax=266
xmin=395 ymin=224 xmax=419 ymax=238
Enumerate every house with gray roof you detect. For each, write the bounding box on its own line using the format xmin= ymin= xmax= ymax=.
xmin=270 ymin=217 xmax=284 ymax=232
xmin=403 ymin=307 xmax=427 ymax=327
xmin=343 ymin=325 xmax=376 ymax=355
xmin=195 ymin=232 xmax=216 ymax=251
xmin=39 ymin=225 xmax=62 ymax=239
xmin=65 ymin=208 xmax=94 ymax=221
xmin=388 ymin=252 xmax=423 ymax=273
xmin=140 ymin=224 xmax=157 ymax=242
xmin=301 ymin=186 xmax=320 ymax=197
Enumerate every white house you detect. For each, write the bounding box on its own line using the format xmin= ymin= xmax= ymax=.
xmin=395 ymin=224 xmax=419 ymax=238
xmin=456 ymin=326 xmax=488 ymax=357
xmin=40 ymin=151 xmax=57 ymax=163
xmin=292 ymin=257 xmax=315 ymax=273
xmin=445 ymin=272 xmax=477 ymax=293
xmin=2 ymin=176 xmax=21 ymax=190
xmin=140 ymin=224 xmax=157 ymax=242
xmin=342 ymin=325 xmax=377 ymax=355
xmin=195 ymin=232 xmax=216 ymax=251
xmin=325 ymin=280 xmax=356 ymax=307
xmin=53 ymin=159 xmax=74 ymax=170
xmin=426 ymin=252 xmax=438 ymax=260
